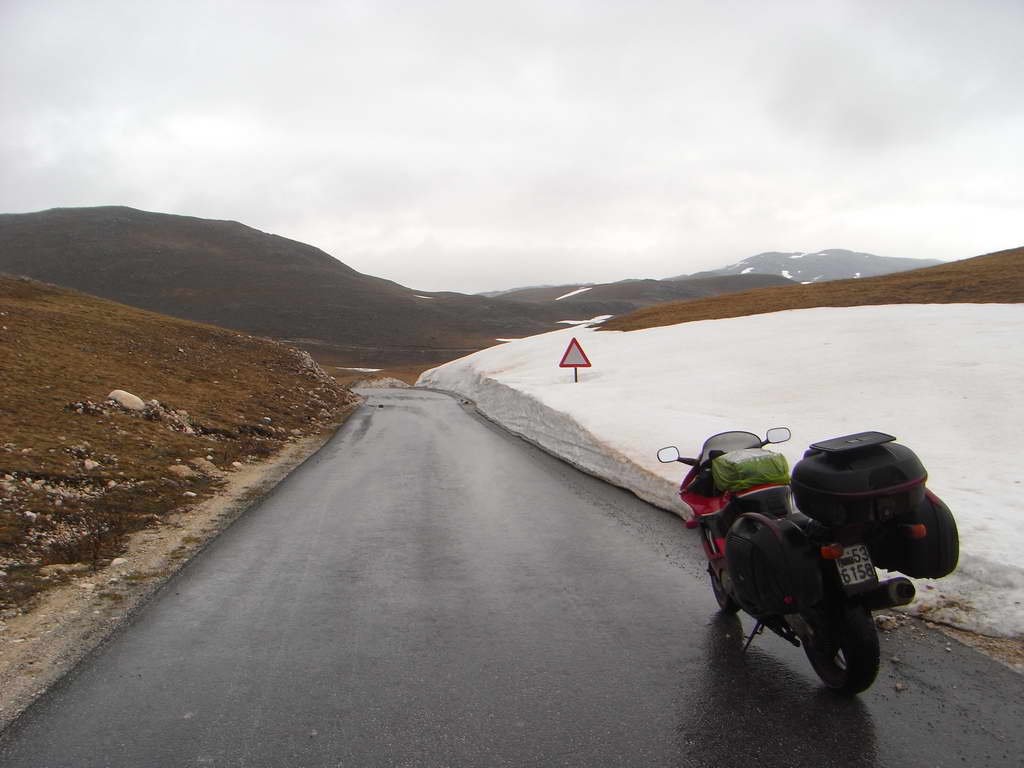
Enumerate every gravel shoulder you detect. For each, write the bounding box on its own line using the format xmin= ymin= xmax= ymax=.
xmin=0 ymin=423 xmax=346 ymax=732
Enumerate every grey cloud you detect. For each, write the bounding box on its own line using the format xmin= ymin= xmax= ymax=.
xmin=2 ymin=0 xmax=1022 ymax=293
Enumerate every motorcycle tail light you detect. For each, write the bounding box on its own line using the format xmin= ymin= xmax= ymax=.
xmin=901 ymin=523 xmax=928 ymax=539
xmin=820 ymin=544 xmax=844 ymax=560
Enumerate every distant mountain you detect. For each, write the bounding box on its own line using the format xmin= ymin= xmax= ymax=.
xmin=605 ymin=246 xmax=1024 ymax=332
xmin=681 ymin=249 xmax=943 ymax=284
xmin=0 ymin=207 xmax=557 ymax=367
xmin=0 ymin=207 xmax=785 ymax=369
xmin=487 ymin=274 xmax=792 ymax=305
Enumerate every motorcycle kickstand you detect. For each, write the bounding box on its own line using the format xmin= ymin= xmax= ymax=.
xmin=742 ymin=621 xmax=765 ymax=653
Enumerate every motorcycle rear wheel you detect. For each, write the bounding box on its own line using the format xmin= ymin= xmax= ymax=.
xmin=791 ymin=604 xmax=880 ymax=695
xmin=709 ymin=565 xmax=740 ymax=614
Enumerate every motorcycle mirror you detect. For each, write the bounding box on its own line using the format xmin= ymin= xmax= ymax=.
xmin=765 ymin=427 xmax=791 ymax=444
xmin=657 ymin=446 xmax=681 ymax=463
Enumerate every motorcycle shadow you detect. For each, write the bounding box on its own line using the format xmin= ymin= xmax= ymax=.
xmin=675 ymin=612 xmax=880 ymax=768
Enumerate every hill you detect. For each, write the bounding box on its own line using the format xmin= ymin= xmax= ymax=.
xmin=602 ymin=246 xmax=1024 ymax=332
xmin=0 ymin=274 xmax=358 ymax=612
xmin=0 ymin=207 xmax=795 ymax=369
xmin=681 ymin=248 xmax=942 ymax=283
xmin=0 ymin=207 xmax=588 ymax=368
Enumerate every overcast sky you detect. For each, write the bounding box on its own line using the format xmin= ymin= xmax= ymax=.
xmin=2 ymin=0 xmax=1021 ymax=293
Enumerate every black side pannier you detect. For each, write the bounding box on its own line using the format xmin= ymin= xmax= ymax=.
xmin=725 ymin=513 xmax=822 ymax=618
xmin=868 ymin=490 xmax=959 ymax=579
xmin=791 ymin=431 xmax=927 ymax=526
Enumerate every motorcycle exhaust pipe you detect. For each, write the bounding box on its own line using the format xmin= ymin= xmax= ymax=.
xmin=860 ymin=576 xmax=916 ymax=611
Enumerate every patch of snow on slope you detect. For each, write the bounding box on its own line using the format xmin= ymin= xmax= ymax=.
xmin=555 ymin=287 xmax=594 ymax=301
xmin=781 ymin=270 xmax=793 ymax=280
xmin=414 ymin=295 xmax=435 ymax=299
xmin=557 ymin=315 xmax=613 ymax=326
xmin=790 ymin=253 xmax=805 ymax=259
xmin=418 ymin=305 xmax=1024 ymax=637
xmin=741 ymin=267 xmax=755 ymax=274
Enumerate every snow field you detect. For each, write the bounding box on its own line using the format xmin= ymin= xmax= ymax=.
xmin=418 ymin=304 xmax=1024 ymax=637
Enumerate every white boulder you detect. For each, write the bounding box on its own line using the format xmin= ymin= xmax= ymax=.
xmin=108 ymin=390 xmax=145 ymax=411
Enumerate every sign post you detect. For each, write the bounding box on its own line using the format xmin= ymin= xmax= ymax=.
xmin=559 ymin=337 xmax=592 ymax=383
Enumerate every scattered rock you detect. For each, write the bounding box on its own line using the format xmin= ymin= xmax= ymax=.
xmin=107 ymin=390 xmax=146 ymax=411
xmin=83 ymin=459 xmax=100 ymax=471
xmin=182 ymin=491 xmax=198 ymax=498
xmin=875 ymin=614 xmax=900 ymax=632
xmin=231 ymin=461 xmax=243 ymax=469
xmin=168 ymin=465 xmax=199 ymax=480
xmin=64 ymin=442 xmax=92 ymax=459
xmin=110 ymin=558 xmax=127 ymax=567
xmin=894 ymin=681 xmax=907 ymax=692
xmin=189 ymin=458 xmax=221 ymax=476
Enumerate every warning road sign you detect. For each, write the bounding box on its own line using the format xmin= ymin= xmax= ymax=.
xmin=559 ymin=337 xmax=592 ymax=368
xmin=559 ymin=337 xmax=591 ymax=382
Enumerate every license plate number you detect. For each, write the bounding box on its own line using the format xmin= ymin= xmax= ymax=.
xmin=836 ymin=543 xmax=877 ymax=590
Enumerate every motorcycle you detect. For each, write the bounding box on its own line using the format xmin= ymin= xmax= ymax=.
xmin=658 ymin=428 xmax=959 ymax=694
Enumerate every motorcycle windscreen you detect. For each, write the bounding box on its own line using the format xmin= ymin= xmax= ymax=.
xmin=699 ymin=431 xmax=762 ymax=463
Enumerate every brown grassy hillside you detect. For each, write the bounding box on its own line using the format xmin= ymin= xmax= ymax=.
xmin=0 ymin=275 xmax=359 ymax=612
xmin=602 ymin=246 xmax=1024 ymax=332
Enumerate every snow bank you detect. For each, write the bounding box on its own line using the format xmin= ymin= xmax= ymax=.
xmin=418 ymin=304 xmax=1024 ymax=637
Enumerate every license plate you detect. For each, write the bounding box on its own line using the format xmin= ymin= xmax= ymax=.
xmin=836 ymin=543 xmax=878 ymax=591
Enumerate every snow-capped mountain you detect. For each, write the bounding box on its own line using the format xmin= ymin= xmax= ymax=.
xmin=685 ymin=249 xmax=942 ymax=284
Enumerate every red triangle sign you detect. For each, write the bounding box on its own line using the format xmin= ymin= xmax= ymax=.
xmin=559 ymin=337 xmax=592 ymax=368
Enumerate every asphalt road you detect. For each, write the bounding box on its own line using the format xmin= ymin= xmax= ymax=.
xmin=1 ymin=389 xmax=1021 ymax=767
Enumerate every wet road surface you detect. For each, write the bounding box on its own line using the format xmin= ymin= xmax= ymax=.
xmin=1 ymin=389 xmax=1021 ymax=767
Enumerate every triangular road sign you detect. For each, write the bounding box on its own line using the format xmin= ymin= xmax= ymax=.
xmin=559 ymin=337 xmax=592 ymax=368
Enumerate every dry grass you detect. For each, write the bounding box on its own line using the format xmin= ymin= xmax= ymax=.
xmin=0 ymin=275 xmax=359 ymax=612
xmin=602 ymin=246 xmax=1024 ymax=332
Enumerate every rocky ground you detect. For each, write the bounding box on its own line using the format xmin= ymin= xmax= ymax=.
xmin=0 ymin=274 xmax=361 ymax=625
